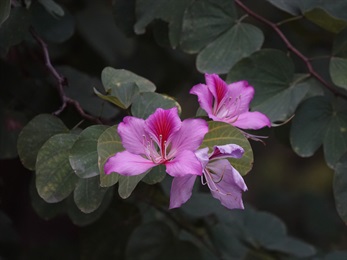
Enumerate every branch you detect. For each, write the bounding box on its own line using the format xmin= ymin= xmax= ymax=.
xmin=29 ymin=27 xmax=103 ymax=124
xmin=234 ymin=0 xmax=347 ymax=99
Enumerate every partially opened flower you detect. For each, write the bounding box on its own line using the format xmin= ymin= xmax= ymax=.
xmin=170 ymin=144 xmax=247 ymax=209
xmin=190 ymin=73 xmax=271 ymax=130
xmin=104 ymin=107 xmax=208 ymax=178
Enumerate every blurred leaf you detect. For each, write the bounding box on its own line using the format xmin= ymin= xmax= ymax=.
xmin=131 ymin=92 xmax=181 ymax=119
xmin=0 ymin=7 xmax=31 ymax=56
xmin=333 ymin=153 xmax=347 ymax=224
xmin=126 ymin=221 xmax=201 ymax=260
xmin=57 ymin=66 xmax=118 ymax=118
xmin=305 ymin=8 xmax=347 ymax=33
xmin=197 ymin=23 xmax=264 ymax=74
xmin=0 ymin=109 xmax=26 ymax=159
xmin=69 ymin=125 xmax=108 ymax=178
xmin=265 ymin=0 xmax=303 ymax=15
xmin=290 ymin=96 xmax=347 ymax=168
xmin=29 ymin=176 xmax=66 ymax=220
xmin=112 ymin=0 xmax=136 ymax=37
xmin=118 ymin=174 xmax=147 ymax=199
xmin=67 ymin=188 xmax=114 ymax=226
xmin=0 ymin=0 xmax=10 ymax=26
xmin=38 ymin=0 xmax=64 ymax=16
xmin=330 ymin=28 xmax=347 ymax=90
xmin=201 ymin=121 xmax=253 ymax=176
xmin=324 ymin=251 xmax=347 ymax=259
xmin=100 ymin=67 xmax=156 ymax=109
xmin=134 ymin=0 xmax=193 ymax=48
xmin=142 ymin=165 xmax=166 ymax=185
xmin=36 ymin=133 xmax=79 ymax=203
xmin=31 ymin=2 xmax=74 ymax=43
xmin=97 ymin=125 xmax=123 ymax=187
xmin=227 ymin=49 xmax=316 ymax=122
xmin=180 ymin=0 xmax=237 ymax=53
xmin=17 ymin=114 xmax=68 ymax=170
xmin=74 ymin=176 xmax=109 ymax=214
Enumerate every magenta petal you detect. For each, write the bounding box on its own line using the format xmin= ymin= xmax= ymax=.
xmin=227 ymin=80 xmax=255 ymax=114
xmin=169 ymin=175 xmax=197 ymax=209
xmin=117 ymin=116 xmax=146 ymax=155
xmin=207 ymin=159 xmax=247 ymax=209
xmin=165 ymin=150 xmax=203 ymax=177
xmin=194 ymin=147 xmax=210 ymax=168
xmin=232 ymin=111 xmax=271 ymax=130
xmin=210 ymin=144 xmax=244 ymax=160
xmin=205 ymin=74 xmax=228 ymax=105
xmin=104 ymin=151 xmax=156 ymax=176
xmin=169 ymin=118 xmax=208 ymax=157
xmin=189 ymin=83 xmax=214 ymax=116
xmin=145 ymin=107 xmax=181 ymax=144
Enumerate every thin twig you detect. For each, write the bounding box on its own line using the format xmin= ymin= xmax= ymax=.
xmin=234 ymin=0 xmax=347 ymax=100
xmin=29 ymin=27 xmax=103 ymax=124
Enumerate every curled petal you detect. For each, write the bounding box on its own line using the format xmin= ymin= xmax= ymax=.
xmin=210 ymin=144 xmax=244 ymax=160
xmin=117 ymin=116 xmax=147 ymax=155
xmin=165 ymin=150 xmax=203 ymax=177
xmin=231 ymin=111 xmax=271 ymax=130
xmin=169 ymin=118 xmax=208 ymax=157
xmin=207 ymin=159 xmax=247 ymax=209
xmin=189 ymin=83 xmax=214 ymax=116
xmin=169 ymin=175 xmax=197 ymax=209
xmin=194 ymin=147 xmax=210 ymax=168
xmin=104 ymin=151 xmax=156 ymax=176
xmin=145 ymin=107 xmax=181 ymax=144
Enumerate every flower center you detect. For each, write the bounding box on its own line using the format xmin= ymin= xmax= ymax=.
xmin=215 ymin=95 xmax=242 ymax=122
xmin=143 ymin=134 xmax=169 ymax=164
xmin=201 ymin=167 xmax=231 ymax=196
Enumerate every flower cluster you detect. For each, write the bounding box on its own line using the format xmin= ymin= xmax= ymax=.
xmin=104 ymin=74 xmax=270 ymax=209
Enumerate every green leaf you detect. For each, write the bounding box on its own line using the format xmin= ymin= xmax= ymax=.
xmin=126 ymin=221 xmax=201 ymax=260
xmin=36 ymin=133 xmax=79 ymax=203
xmin=74 ymin=176 xmax=109 ymax=214
xmin=265 ymin=0 xmax=303 ymax=15
xmin=69 ymin=125 xmax=108 ymax=178
xmin=180 ymin=0 xmax=237 ymax=53
xmin=201 ymin=121 xmax=253 ymax=176
xmin=67 ymin=188 xmax=114 ymax=226
xmin=97 ymin=125 xmax=123 ymax=187
xmin=330 ymin=28 xmax=347 ymax=90
xmin=37 ymin=0 xmax=64 ymax=16
xmin=31 ymin=2 xmax=74 ymax=43
xmin=0 ymin=7 xmax=31 ymax=56
xmin=100 ymin=67 xmax=156 ymax=109
xmin=197 ymin=23 xmax=264 ymax=74
xmin=264 ymin=237 xmax=316 ymax=258
xmin=135 ymin=0 xmax=193 ymax=48
xmin=290 ymin=96 xmax=347 ymax=168
xmin=17 ymin=114 xmax=68 ymax=170
xmin=333 ymin=153 xmax=347 ymax=224
xmin=304 ymin=8 xmax=347 ymax=34
xmin=227 ymin=49 xmax=318 ymax=122
xmin=142 ymin=165 xmax=166 ymax=185
xmin=29 ymin=176 xmax=66 ymax=220
xmin=131 ymin=92 xmax=181 ymax=119
xmin=118 ymin=174 xmax=147 ymax=199
xmin=0 ymin=0 xmax=10 ymax=26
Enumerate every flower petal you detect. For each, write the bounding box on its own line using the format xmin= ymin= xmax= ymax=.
xmin=189 ymin=83 xmax=214 ymax=116
xmin=117 ymin=116 xmax=147 ymax=155
xmin=165 ymin=150 xmax=203 ymax=177
xmin=205 ymin=73 xmax=228 ymax=105
xmin=231 ymin=111 xmax=271 ymax=130
xmin=169 ymin=118 xmax=208 ymax=157
xmin=145 ymin=107 xmax=181 ymax=145
xmin=195 ymin=147 xmax=210 ymax=168
xmin=210 ymin=144 xmax=244 ymax=160
xmin=227 ymin=80 xmax=255 ymax=114
xmin=207 ymin=159 xmax=247 ymax=209
xmin=104 ymin=151 xmax=156 ymax=176
xmin=169 ymin=175 xmax=197 ymax=209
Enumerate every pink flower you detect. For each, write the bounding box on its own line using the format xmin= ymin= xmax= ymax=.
xmin=104 ymin=107 xmax=209 ymax=177
xmin=190 ymin=74 xmax=271 ymax=130
xmin=169 ymin=144 xmax=248 ymax=209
